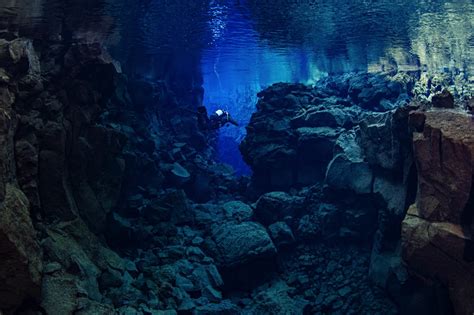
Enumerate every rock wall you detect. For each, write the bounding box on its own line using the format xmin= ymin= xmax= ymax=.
xmin=240 ymin=74 xmax=417 ymax=251
xmin=240 ymin=74 xmax=472 ymax=314
xmin=0 ymin=29 xmax=229 ymax=313
xmin=1 ymin=14 xmax=279 ymax=312
xmin=402 ymin=110 xmax=474 ymax=315
xmin=240 ymin=73 xmax=414 ymax=193
xmin=0 ymin=36 xmax=133 ymax=313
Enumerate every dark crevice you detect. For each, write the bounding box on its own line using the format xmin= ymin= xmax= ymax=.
xmin=461 ymin=175 xmax=474 ymax=262
xmin=404 ymin=162 xmax=418 ymax=213
xmin=438 ymin=130 xmax=444 ymax=170
xmin=428 ymin=237 xmax=474 ymax=277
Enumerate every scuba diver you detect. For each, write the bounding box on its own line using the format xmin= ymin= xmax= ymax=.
xmin=197 ymin=106 xmax=238 ymax=131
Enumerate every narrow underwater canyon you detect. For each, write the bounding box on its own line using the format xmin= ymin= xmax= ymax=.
xmin=1 ymin=1 xmax=474 ymax=315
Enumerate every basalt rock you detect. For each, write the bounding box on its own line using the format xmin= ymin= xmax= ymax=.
xmin=241 ymin=73 xmax=414 ymax=194
xmin=402 ymin=110 xmax=474 ymax=315
xmin=268 ymin=222 xmax=295 ymax=248
xmin=255 ymin=191 xmax=304 ymax=226
xmin=211 ymin=221 xmax=277 ymax=269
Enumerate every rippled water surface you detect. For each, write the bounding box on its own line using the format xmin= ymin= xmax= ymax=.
xmin=2 ymin=0 xmax=473 ymax=74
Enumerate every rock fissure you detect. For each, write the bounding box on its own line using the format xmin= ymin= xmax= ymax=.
xmin=0 ymin=28 xmax=473 ymax=314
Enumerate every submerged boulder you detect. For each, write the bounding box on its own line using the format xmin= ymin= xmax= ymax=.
xmin=222 ymin=201 xmax=254 ymax=222
xmin=268 ymin=222 xmax=295 ymax=248
xmin=255 ymin=191 xmax=304 ymax=226
xmin=165 ymin=162 xmax=191 ymax=186
xmin=211 ymin=222 xmax=277 ymax=268
xmin=326 ymin=130 xmax=374 ymax=195
xmin=326 ymin=151 xmax=373 ymax=195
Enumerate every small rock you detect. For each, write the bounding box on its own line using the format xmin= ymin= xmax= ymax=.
xmin=268 ymin=222 xmax=295 ymax=247
xmin=186 ymin=246 xmax=206 ymax=261
xmin=43 ymin=262 xmax=62 ymax=274
xmin=192 ymin=236 xmax=204 ymax=246
xmin=326 ymin=261 xmax=339 ymax=274
xmin=337 ymin=286 xmax=352 ymax=297
xmin=201 ymin=285 xmax=222 ymax=302
xmin=166 ymin=162 xmax=191 ymax=185
xmin=176 ymin=274 xmax=195 ymax=292
xmin=125 ymin=260 xmax=139 ymax=277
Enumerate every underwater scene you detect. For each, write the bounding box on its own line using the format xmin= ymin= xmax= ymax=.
xmin=0 ymin=0 xmax=473 ymax=314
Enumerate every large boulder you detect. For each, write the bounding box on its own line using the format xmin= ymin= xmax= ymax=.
xmin=241 ymin=75 xmax=414 ymax=193
xmin=221 ymin=201 xmax=254 ymax=222
xmin=325 ymin=153 xmax=373 ymax=194
xmin=326 ymin=130 xmax=374 ymax=194
xmin=240 ymin=83 xmax=344 ymax=192
xmin=211 ymin=222 xmax=277 ymax=268
xmin=268 ymin=222 xmax=295 ymax=248
xmin=255 ymin=191 xmax=304 ymax=226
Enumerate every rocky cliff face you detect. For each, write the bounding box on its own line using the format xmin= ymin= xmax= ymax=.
xmin=0 ymin=36 xmax=129 ymax=313
xmin=240 ymin=73 xmax=414 ymax=193
xmin=0 ymin=31 xmax=237 ymax=313
xmin=239 ymin=73 xmax=425 ymax=313
xmin=240 ymin=74 xmax=474 ymax=314
xmin=402 ymin=110 xmax=474 ymax=315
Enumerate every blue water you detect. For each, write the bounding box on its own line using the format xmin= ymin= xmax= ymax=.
xmin=198 ymin=0 xmax=473 ymax=173
xmin=5 ymin=0 xmax=472 ymax=173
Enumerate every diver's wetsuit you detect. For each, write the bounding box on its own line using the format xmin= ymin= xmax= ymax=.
xmin=197 ymin=106 xmax=238 ymax=130
xmin=209 ymin=109 xmax=238 ymax=129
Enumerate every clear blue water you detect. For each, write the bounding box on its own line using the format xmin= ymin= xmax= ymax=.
xmin=4 ymin=0 xmax=472 ymax=173
xmin=199 ymin=0 xmax=474 ymax=173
